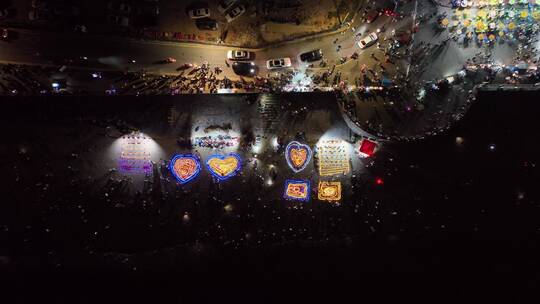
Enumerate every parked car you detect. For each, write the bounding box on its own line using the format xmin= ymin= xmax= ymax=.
xmin=108 ymin=2 xmax=131 ymax=14
xmin=196 ymin=18 xmax=218 ymax=31
xmin=31 ymin=0 xmax=50 ymax=10
xmin=358 ymin=32 xmax=378 ymax=49
xmin=0 ymin=9 xmax=10 ymax=19
xmin=28 ymin=9 xmax=50 ymax=21
xmin=232 ymin=61 xmax=256 ymax=76
xmin=154 ymin=57 xmax=176 ymax=64
xmin=225 ymin=5 xmax=245 ymax=22
xmin=142 ymin=4 xmax=159 ymax=15
xmin=107 ymin=15 xmax=129 ymax=26
xmin=266 ymin=58 xmax=292 ymax=70
xmin=218 ymin=0 xmax=237 ymax=13
xmin=366 ymin=9 xmax=379 ymax=23
xmin=299 ymin=49 xmax=323 ymax=62
xmin=176 ymin=63 xmax=194 ymax=71
xmin=188 ymin=8 xmax=210 ymax=19
xmin=227 ymin=50 xmax=252 ymax=60
xmin=1 ymin=28 xmax=9 ymax=40
xmin=53 ymin=5 xmax=80 ymax=17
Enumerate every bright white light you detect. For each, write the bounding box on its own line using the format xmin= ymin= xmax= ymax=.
xmin=251 ymin=140 xmax=264 ymax=154
xmin=108 ymin=131 xmax=165 ymax=174
xmin=51 ymin=83 xmax=59 ymax=88
xmin=190 ymin=128 xmax=240 ymax=152
xmin=272 ymin=137 xmax=279 ymax=149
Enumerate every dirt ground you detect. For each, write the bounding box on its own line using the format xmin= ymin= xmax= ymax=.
xmin=2 ymin=0 xmax=359 ymax=47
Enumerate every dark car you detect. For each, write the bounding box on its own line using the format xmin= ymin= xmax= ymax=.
xmin=196 ymin=18 xmax=218 ymax=31
xmin=232 ymin=61 xmax=256 ymax=76
xmin=366 ymin=9 xmax=379 ymax=23
xmin=299 ymin=49 xmax=323 ymax=62
xmin=52 ymin=5 xmax=80 ymax=17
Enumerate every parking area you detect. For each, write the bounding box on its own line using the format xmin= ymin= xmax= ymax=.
xmin=0 ymin=0 xmax=357 ymax=47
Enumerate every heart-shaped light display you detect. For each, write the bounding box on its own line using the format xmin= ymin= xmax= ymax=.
xmin=206 ymin=153 xmax=242 ymax=181
xmin=284 ymin=179 xmax=310 ymax=201
xmin=169 ymin=154 xmax=201 ymax=184
xmin=285 ymin=141 xmax=312 ymax=173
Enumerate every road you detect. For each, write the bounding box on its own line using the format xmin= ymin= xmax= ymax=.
xmin=0 ymin=0 xmax=414 ymax=89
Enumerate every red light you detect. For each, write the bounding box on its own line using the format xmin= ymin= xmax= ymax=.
xmin=359 ymin=139 xmax=378 ymax=158
xmin=375 ymin=178 xmax=384 ymax=185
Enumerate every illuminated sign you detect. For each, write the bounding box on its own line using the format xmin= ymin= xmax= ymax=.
xmin=284 ymin=179 xmax=310 ymax=201
xmin=169 ymin=154 xmax=201 ymax=184
xmin=206 ymin=153 xmax=242 ymax=181
xmin=317 ymin=181 xmax=342 ymax=201
xmin=317 ymin=139 xmax=350 ymax=176
xmin=118 ymin=133 xmax=152 ymax=174
xmin=285 ymin=141 xmax=312 ymax=173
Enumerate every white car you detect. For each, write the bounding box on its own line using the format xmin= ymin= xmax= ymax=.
xmin=188 ymin=8 xmax=210 ymax=19
xmin=225 ymin=5 xmax=245 ymax=22
xmin=227 ymin=50 xmax=252 ymax=60
xmin=358 ymin=32 xmax=378 ymax=49
xmin=266 ymin=58 xmax=292 ymax=70
xmin=218 ymin=0 xmax=237 ymax=13
xmin=108 ymin=15 xmax=129 ymax=26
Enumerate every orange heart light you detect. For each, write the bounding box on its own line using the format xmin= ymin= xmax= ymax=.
xmin=169 ymin=154 xmax=201 ymax=184
xmin=285 ymin=141 xmax=312 ymax=173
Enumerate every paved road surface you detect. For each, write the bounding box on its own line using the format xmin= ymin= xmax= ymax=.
xmin=0 ymin=1 xmax=414 ymax=86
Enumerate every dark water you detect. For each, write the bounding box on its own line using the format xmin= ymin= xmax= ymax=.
xmin=2 ymin=91 xmax=540 ymax=297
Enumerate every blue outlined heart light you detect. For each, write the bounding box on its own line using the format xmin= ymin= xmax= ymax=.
xmin=206 ymin=153 xmax=242 ymax=181
xmin=285 ymin=141 xmax=312 ymax=173
xmin=169 ymin=154 xmax=201 ymax=184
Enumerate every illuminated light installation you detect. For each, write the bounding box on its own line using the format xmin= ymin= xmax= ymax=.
xmin=285 ymin=141 xmax=312 ymax=173
xmin=316 ymin=139 xmax=350 ymax=176
xmin=359 ymin=138 xmax=379 ymax=158
xmin=169 ymin=154 xmax=201 ymax=184
xmin=206 ymin=153 xmax=242 ymax=181
xmin=284 ymin=179 xmax=310 ymax=201
xmin=317 ymin=181 xmax=342 ymax=201
xmin=118 ymin=132 xmax=152 ymax=174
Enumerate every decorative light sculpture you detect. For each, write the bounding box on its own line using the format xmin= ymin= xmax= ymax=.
xmin=284 ymin=179 xmax=310 ymax=201
xmin=285 ymin=141 xmax=312 ymax=173
xmin=317 ymin=181 xmax=342 ymax=201
xmin=206 ymin=153 xmax=242 ymax=181
xmin=169 ymin=154 xmax=201 ymax=184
